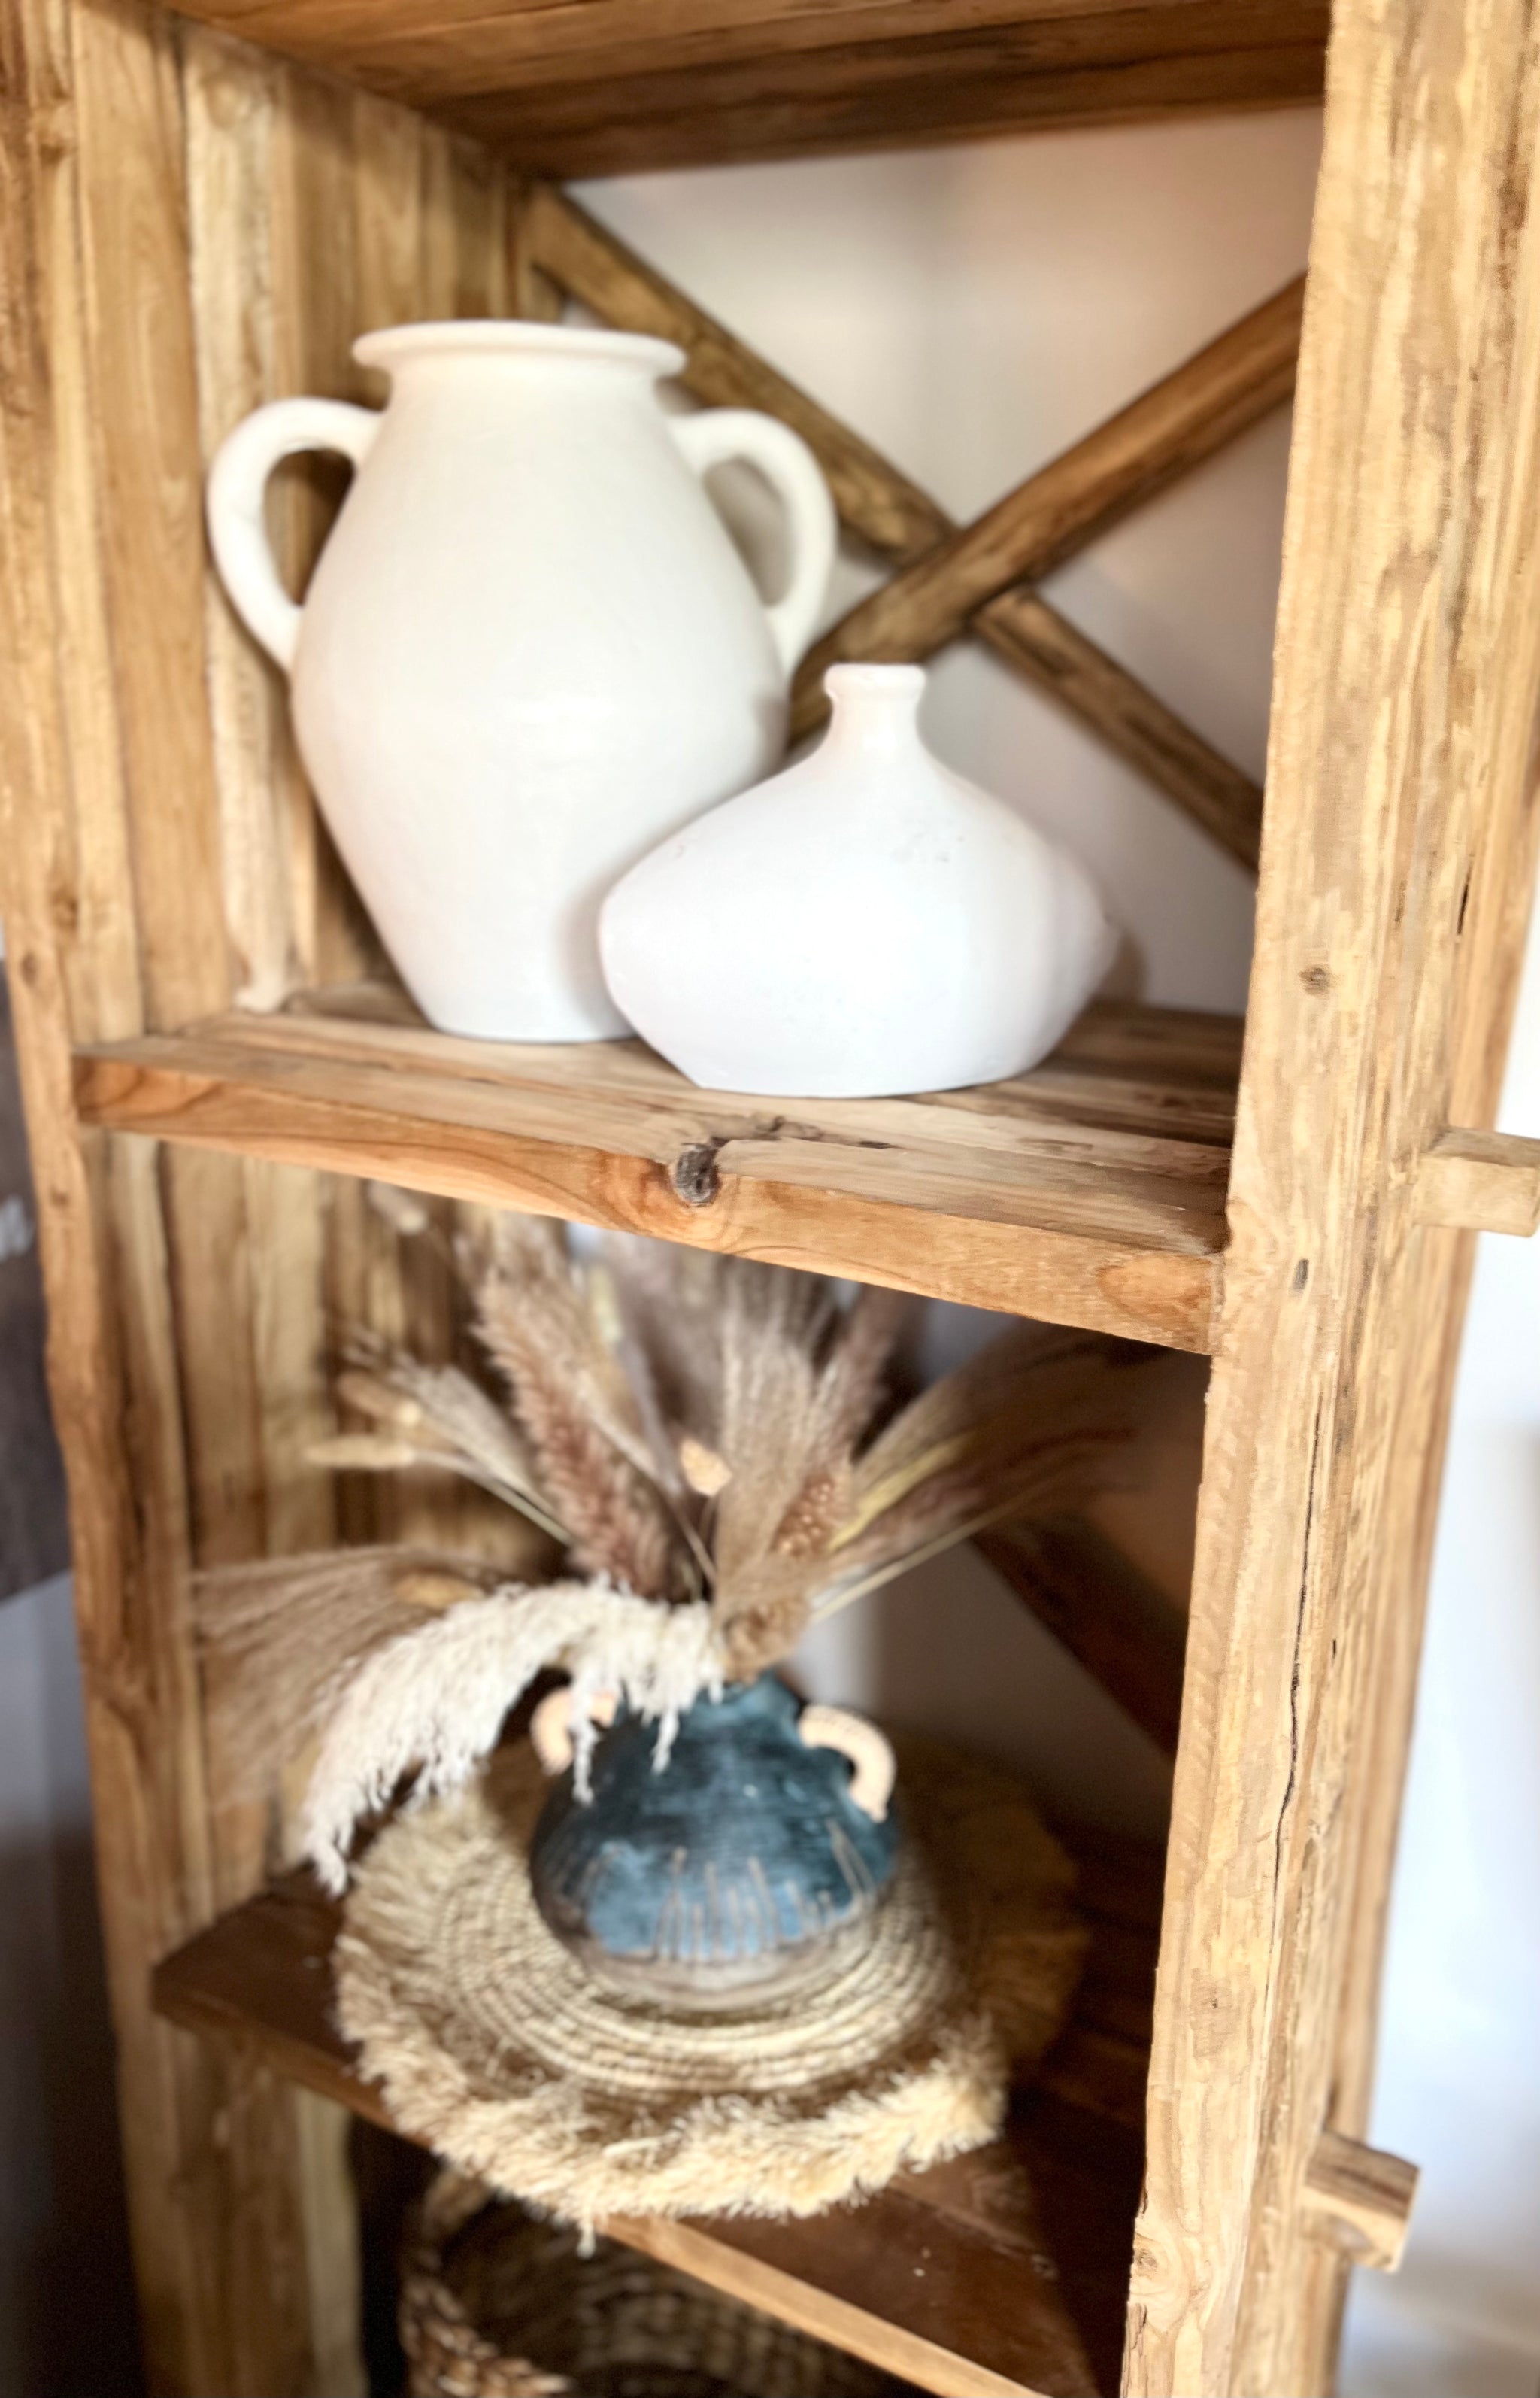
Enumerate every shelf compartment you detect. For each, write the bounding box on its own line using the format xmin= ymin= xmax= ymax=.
xmin=152 ymin=1821 xmax=1156 ymax=2398
xmin=163 ymin=1 xmax=1329 ymax=175
xmin=73 ymin=988 xmax=1237 ymax=1352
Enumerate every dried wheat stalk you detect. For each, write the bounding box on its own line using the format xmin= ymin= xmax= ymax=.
xmin=201 ymin=1211 xmax=1139 ymax=1878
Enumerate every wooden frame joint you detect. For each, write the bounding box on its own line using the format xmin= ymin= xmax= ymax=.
xmin=1414 ymin=1128 xmax=1540 ymax=1235
xmin=1302 ymin=2131 xmax=1418 ymax=2271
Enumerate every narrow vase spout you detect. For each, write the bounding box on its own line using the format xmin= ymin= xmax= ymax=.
xmin=823 ymin=662 xmax=926 ymax=754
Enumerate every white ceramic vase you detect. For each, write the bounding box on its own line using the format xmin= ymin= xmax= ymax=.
xmin=205 ymin=322 xmax=837 ymax=1040
xmin=600 ymin=663 xmax=1117 ymax=1097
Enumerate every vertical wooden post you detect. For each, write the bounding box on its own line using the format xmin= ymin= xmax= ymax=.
xmin=1126 ymin=0 xmax=1540 ymax=2388
xmin=0 ymin=3 xmax=522 ymax=2387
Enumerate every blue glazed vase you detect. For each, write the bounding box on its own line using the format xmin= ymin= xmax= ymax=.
xmin=529 ymin=1675 xmax=899 ymax=2010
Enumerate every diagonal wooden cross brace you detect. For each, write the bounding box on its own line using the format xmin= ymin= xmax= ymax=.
xmin=523 ymin=184 xmax=1293 ymax=870
xmin=793 ymin=274 xmax=1304 ymax=726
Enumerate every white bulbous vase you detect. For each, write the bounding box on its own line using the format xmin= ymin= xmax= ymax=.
xmin=600 ymin=663 xmax=1117 ymax=1098
xmin=205 ymin=323 xmax=837 ymax=1041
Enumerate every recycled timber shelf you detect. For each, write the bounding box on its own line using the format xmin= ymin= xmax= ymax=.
xmin=73 ymin=988 xmax=1240 ymax=1352
xmin=155 ymin=0 xmax=1332 ymax=173
xmin=7 ymin=0 xmax=1540 ymax=2390
xmin=151 ymin=1820 xmax=1157 ymax=2398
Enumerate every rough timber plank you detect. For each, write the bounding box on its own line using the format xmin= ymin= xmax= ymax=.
xmin=157 ymin=0 xmax=1329 ymax=173
xmin=0 ymin=5 xmax=314 ymax=2390
xmin=1414 ymin=1127 xmax=1540 ymax=1236
xmin=0 ymin=4 xmax=526 ymax=2388
xmin=151 ymin=1816 xmax=1159 ymax=2398
xmin=1301 ymin=2131 xmax=1418 ymax=2272
xmin=1127 ymin=0 xmax=1540 ymax=2386
xmin=73 ymin=995 xmax=1239 ymax=1351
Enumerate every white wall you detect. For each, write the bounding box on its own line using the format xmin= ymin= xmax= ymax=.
xmin=581 ymin=115 xmax=1540 ymax=2396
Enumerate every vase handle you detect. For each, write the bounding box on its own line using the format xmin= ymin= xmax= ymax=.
xmin=668 ymin=409 xmax=837 ymax=679
xmin=799 ymin=1704 xmax=896 ymax=1822
xmin=206 ymin=396 xmax=380 ymax=672
xmin=530 ymin=1683 xmax=618 ymax=1775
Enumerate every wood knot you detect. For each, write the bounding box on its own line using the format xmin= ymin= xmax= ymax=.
xmin=670 ymin=1140 xmax=725 ymax=1207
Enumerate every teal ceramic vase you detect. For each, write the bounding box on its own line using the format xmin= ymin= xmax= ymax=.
xmin=528 ymin=1674 xmax=899 ymax=2011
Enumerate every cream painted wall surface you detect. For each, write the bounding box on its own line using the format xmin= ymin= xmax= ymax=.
xmin=581 ymin=116 xmax=1540 ymax=2398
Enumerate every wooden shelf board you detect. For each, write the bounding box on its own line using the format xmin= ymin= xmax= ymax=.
xmin=151 ymin=1818 xmax=1156 ymax=2398
xmin=73 ymin=988 xmax=1236 ymax=1352
xmin=163 ymin=0 xmax=1327 ymax=172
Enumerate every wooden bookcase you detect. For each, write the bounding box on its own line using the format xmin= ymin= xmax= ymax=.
xmin=5 ymin=2 xmax=1540 ymax=2393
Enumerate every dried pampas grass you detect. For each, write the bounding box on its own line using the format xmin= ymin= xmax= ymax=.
xmin=302 ymin=1582 xmax=720 ymax=1891
xmin=201 ymin=1210 xmax=1142 ymax=1886
xmin=198 ymin=1546 xmax=509 ymax=1806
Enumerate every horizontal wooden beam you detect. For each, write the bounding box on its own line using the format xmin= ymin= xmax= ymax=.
xmin=1413 ymin=1127 xmax=1540 ymax=1235
xmin=526 ymin=188 xmax=1263 ymax=871
xmin=163 ymin=2 xmax=1329 ymax=175
xmin=791 ymin=275 xmax=1305 ymax=733
xmin=71 ymin=994 xmax=1235 ymax=1349
xmin=1302 ymin=2131 xmax=1419 ymax=2272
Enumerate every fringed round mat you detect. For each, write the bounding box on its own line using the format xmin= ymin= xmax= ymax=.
xmin=337 ymin=1732 xmax=1085 ymax=2230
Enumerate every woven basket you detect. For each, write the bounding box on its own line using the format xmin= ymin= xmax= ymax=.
xmin=400 ymin=2172 xmax=913 ymax=2398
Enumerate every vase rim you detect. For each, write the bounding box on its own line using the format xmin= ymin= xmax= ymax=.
xmin=352 ymin=320 xmax=687 ymax=378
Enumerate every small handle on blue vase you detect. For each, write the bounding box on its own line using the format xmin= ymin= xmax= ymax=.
xmin=799 ymin=1704 xmax=895 ymax=1822
xmin=531 ymin=1684 xmax=617 ymax=1775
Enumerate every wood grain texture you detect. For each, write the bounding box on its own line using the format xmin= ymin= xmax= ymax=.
xmin=792 ymin=276 xmax=1305 ymax=739
xmin=72 ymin=991 xmax=1241 ymax=1351
xmin=0 ymin=6 xmax=315 ymax=2390
xmin=1302 ymin=2132 xmax=1418 ymax=2272
xmin=525 ymin=189 xmax=1263 ymax=870
xmin=1126 ymin=0 xmax=1540 ymax=2384
xmin=161 ymin=0 xmax=1311 ymax=90
xmin=158 ymin=0 xmax=1329 ymax=173
xmin=0 ymin=7 xmax=526 ymax=2389
xmin=150 ymin=1808 xmax=1160 ymax=2398
xmin=1414 ymin=1127 xmax=1540 ymax=1235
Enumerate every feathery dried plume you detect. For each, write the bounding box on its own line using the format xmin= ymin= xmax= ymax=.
xmin=601 ymin=1234 xmax=726 ymax=1446
xmin=489 ymin=1311 xmax=675 ymax=1594
xmin=710 ymin=1264 xmax=832 ymax=1589
xmin=302 ymin=1581 xmax=721 ymax=1890
xmin=204 ymin=1225 xmax=1138 ymax=1880
xmin=326 ymin=1344 xmax=570 ymax=1547
xmin=197 ymin=1545 xmax=508 ymax=1802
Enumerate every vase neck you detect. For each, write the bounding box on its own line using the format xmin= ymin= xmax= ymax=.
xmin=823 ymin=664 xmax=926 ymax=757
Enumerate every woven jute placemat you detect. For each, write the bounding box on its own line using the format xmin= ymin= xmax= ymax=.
xmin=337 ymin=1732 xmax=1086 ymax=2231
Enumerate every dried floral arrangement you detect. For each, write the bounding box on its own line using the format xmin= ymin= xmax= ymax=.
xmin=203 ymin=1205 xmax=1139 ymax=1892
